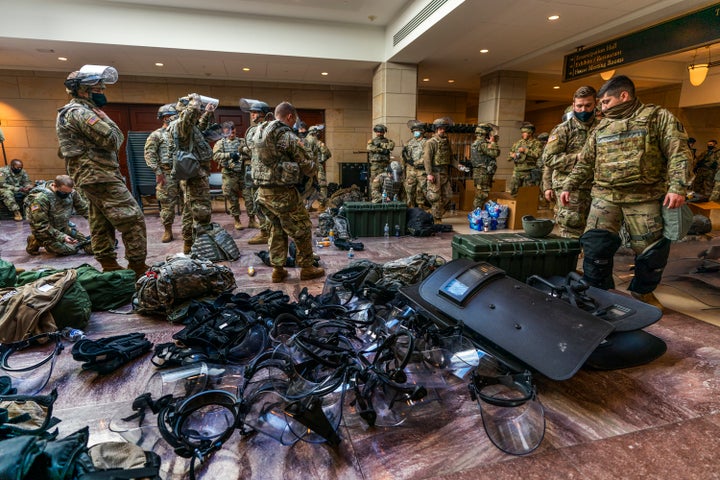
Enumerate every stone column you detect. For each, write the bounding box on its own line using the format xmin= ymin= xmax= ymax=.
xmin=477 ymin=70 xmax=528 ymax=184
xmin=372 ymin=62 xmax=418 ymax=159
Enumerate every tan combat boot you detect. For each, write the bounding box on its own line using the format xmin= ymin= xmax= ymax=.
xmin=631 ymin=291 xmax=664 ymax=312
xmin=183 ymin=240 xmax=193 ymax=255
xmin=161 ymin=225 xmax=173 ymax=243
xmin=234 ymin=215 xmax=244 ymax=230
xmin=247 ymin=215 xmax=260 ymax=229
xmin=248 ymin=231 xmax=270 ymax=245
xmin=128 ymin=261 xmax=150 ymax=280
xmin=99 ymin=257 xmax=124 ymax=272
xmin=13 ymin=210 xmax=23 ymax=222
xmin=271 ymin=267 xmax=288 ymax=283
xmin=300 ymin=266 xmax=325 ymax=281
xmin=26 ymin=235 xmax=40 ymax=255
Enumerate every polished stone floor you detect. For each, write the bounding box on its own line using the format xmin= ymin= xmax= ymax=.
xmin=1 ymin=202 xmax=719 ymax=480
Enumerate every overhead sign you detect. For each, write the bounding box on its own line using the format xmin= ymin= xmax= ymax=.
xmin=563 ymin=4 xmax=720 ymax=82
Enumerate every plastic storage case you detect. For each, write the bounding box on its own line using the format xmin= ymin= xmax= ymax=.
xmin=451 ymin=232 xmax=581 ymax=282
xmin=343 ymin=201 xmax=407 ymax=237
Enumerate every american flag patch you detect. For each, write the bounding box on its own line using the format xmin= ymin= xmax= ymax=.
xmin=87 ymin=115 xmax=100 ymax=125
xmin=31 ymin=204 xmax=39 ymax=211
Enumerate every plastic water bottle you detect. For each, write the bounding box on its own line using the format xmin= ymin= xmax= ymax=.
xmin=61 ymin=327 xmax=86 ymax=342
xmin=384 ymin=223 xmax=390 ymax=240
xmin=393 ymin=194 xmax=399 ymax=202
xmin=348 ymin=247 xmax=355 ymax=259
xmin=328 ymin=229 xmax=335 ymax=245
xmin=382 ymin=189 xmax=388 ymax=203
xmin=395 ymin=224 xmax=400 ymax=237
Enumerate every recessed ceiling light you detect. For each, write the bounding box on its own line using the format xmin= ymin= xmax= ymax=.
xmin=553 ymin=85 xmax=560 ymax=89
xmin=321 ymin=72 xmax=329 ymax=76
xmin=155 ymin=62 xmax=164 ymax=67
xmin=242 ymin=67 xmax=250 ymax=72
xmin=548 ymin=15 xmax=559 ymax=21
xmin=422 ymin=78 xmax=430 ymax=82
xmin=479 ymin=49 xmax=489 ymax=54
xmin=448 ymin=79 xmax=455 ymax=83
xmin=57 ymin=57 xmax=67 ymax=61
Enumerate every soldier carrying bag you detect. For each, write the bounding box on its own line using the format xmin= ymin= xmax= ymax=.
xmin=172 ymin=129 xmax=201 ymax=180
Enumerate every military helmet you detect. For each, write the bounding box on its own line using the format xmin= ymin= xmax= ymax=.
xmin=475 ymin=123 xmax=493 ymax=135
xmin=373 ymin=124 xmax=387 ymax=133
xmin=520 ymin=122 xmax=535 ymax=133
xmin=251 ymin=101 xmax=271 ymax=113
xmin=522 ymin=215 xmax=555 ymax=238
xmin=308 ymin=124 xmax=325 ymax=135
xmin=64 ymin=65 xmax=118 ymax=94
xmin=537 ymin=132 xmax=549 ymax=142
xmin=407 ymin=120 xmax=426 ymax=132
xmin=157 ymin=103 xmax=178 ymax=119
xmin=221 ymin=120 xmax=235 ymax=130
xmin=432 ymin=117 xmax=453 ymax=129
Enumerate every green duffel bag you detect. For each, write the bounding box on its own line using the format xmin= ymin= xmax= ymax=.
xmin=74 ymin=264 xmax=136 ymax=311
xmin=0 ymin=258 xmax=17 ymax=288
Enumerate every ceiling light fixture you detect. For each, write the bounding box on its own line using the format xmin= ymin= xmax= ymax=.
xmin=57 ymin=57 xmax=67 ymax=61
xmin=548 ymin=15 xmax=559 ymax=21
xmin=600 ymin=70 xmax=615 ymax=81
xmin=480 ymin=49 xmax=489 ymax=54
xmin=155 ymin=62 xmax=164 ymax=67
xmin=422 ymin=78 xmax=430 ymax=82
xmin=321 ymin=72 xmax=329 ymax=76
xmin=448 ymin=79 xmax=455 ymax=83
xmin=553 ymin=85 xmax=560 ymax=89
xmin=242 ymin=67 xmax=250 ymax=72
xmin=688 ymin=46 xmax=718 ymax=87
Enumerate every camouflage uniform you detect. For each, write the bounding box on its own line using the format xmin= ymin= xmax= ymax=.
xmin=328 ymin=184 xmax=364 ymax=209
xmin=508 ymin=136 xmax=543 ymax=195
xmin=246 ymin=118 xmax=270 ymax=239
xmin=470 ymin=135 xmax=500 ymax=209
xmin=371 ymin=172 xmax=403 ymax=203
xmin=25 ymin=181 xmax=90 ymax=256
xmin=690 ymin=147 xmax=719 ymax=198
xmin=709 ymin=168 xmax=720 ymax=202
xmin=250 ymin=119 xmax=316 ymax=269
xmin=367 ymin=136 xmax=395 ymax=181
xmin=422 ymin=134 xmax=454 ymax=223
xmin=541 ymin=115 xmax=598 ymax=238
xmin=165 ymin=96 xmax=213 ymax=247
xmin=402 ymin=136 xmax=427 ymax=208
xmin=238 ymin=138 xmax=256 ymax=220
xmin=304 ymin=132 xmax=332 ymax=206
xmin=0 ymin=165 xmax=32 ymax=215
xmin=56 ymin=97 xmax=147 ymax=266
xmin=144 ymin=125 xmax=181 ymax=228
xmin=563 ymin=99 xmax=692 ymax=293
xmin=213 ymin=136 xmax=244 ymax=217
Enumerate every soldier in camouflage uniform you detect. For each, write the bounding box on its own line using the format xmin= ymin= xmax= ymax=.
xmin=145 ymin=103 xmax=181 ymax=243
xmin=304 ymin=125 xmax=332 ymax=208
xmin=423 ymin=118 xmax=468 ymax=224
xmin=508 ymin=122 xmax=544 ymax=195
xmin=56 ymin=66 xmax=148 ymax=277
xmin=249 ymin=101 xmax=325 ymax=283
xmin=402 ymin=122 xmax=428 ymax=208
xmin=709 ymin=168 xmax=720 ymax=202
xmin=367 ymin=124 xmax=395 ymax=181
xmin=470 ymin=123 xmax=500 ymax=209
xmin=245 ymin=101 xmax=273 ymax=244
xmin=371 ymin=161 xmax=404 ymax=203
xmin=166 ymin=94 xmax=215 ymax=254
xmin=689 ymin=140 xmax=719 ymax=198
xmin=213 ymin=121 xmax=245 ymax=230
xmin=561 ymin=75 xmax=692 ymax=308
xmin=25 ymin=175 xmax=91 ymax=256
xmin=541 ymin=86 xmax=599 ymax=238
xmin=0 ymin=159 xmax=34 ymax=221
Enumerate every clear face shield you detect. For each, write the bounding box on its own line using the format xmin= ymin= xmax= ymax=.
xmin=78 ymin=65 xmax=118 ymax=85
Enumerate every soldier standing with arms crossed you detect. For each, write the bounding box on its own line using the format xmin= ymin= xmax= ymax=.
xmin=145 ymin=103 xmax=181 ymax=243
xmin=56 ymin=65 xmax=148 ymax=277
xmin=508 ymin=123 xmax=544 ymax=195
xmin=561 ymin=75 xmax=691 ymax=309
xmin=367 ymin=124 xmax=395 ymax=182
xmin=541 ymin=86 xmax=599 ymax=238
xmin=402 ymin=121 xmax=428 ymax=209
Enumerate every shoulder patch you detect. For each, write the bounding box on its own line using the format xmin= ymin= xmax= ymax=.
xmin=87 ymin=115 xmax=101 ymax=126
xmin=31 ymin=204 xmax=40 ymax=211
xmin=548 ymin=134 xmax=558 ymax=143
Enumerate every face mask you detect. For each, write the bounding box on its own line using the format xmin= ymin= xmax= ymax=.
xmin=91 ymin=93 xmax=108 ymax=107
xmin=708 ymin=145 xmax=715 ymax=151
xmin=56 ymin=191 xmax=71 ymax=199
xmin=298 ymin=132 xmax=306 ymax=138
xmin=413 ymin=131 xmax=421 ymax=138
xmin=11 ymin=168 xmax=21 ymax=175
xmin=574 ymin=111 xmax=594 ymax=122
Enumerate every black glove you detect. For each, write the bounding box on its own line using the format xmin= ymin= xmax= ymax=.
xmin=231 ymin=152 xmax=240 ymax=161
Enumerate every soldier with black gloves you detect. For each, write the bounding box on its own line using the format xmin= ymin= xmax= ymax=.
xmin=367 ymin=124 xmax=395 ymax=181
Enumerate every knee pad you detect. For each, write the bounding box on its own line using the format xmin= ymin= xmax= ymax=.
xmin=579 ymin=229 xmax=621 ymax=290
xmin=629 ymin=237 xmax=671 ymax=294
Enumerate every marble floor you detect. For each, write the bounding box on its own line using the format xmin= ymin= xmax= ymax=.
xmin=1 ymin=202 xmax=719 ymax=480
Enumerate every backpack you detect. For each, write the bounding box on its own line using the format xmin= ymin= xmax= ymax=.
xmin=406 ymin=208 xmax=435 ymax=236
xmin=133 ymin=254 xmax=237 ymax=317
xmin=190 ymin=223 xmax=241 ymax=262
xmin=0 ymin=270 xmax=78 ymax=343
xmin=171 ymin=129 xmax=201 ymax=180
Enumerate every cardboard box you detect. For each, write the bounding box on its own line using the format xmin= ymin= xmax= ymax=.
xmin=461 ymin=179 xmax=507 ymax=211
xmin=688 ymin=201 xmax=720 ymax=230
xmin=495 ymin=186 xmax=540 ymax=230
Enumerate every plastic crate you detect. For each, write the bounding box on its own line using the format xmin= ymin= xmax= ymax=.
xmin=451 ymin=232 xmax=580 ymax=282
xmin=343 ymin=201 xmax=407 ymax=237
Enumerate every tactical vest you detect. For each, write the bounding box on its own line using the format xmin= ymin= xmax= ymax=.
xmin=594 ymin=104 xmax=661 ymax=188
xmin=0 ymin=270 xmax=77 ymax=343
xmin=216 ymin=137 xmax=243 ymax=173
xmin=149 ymin=127 xmax=172 ymax=167
xmin=379 ymin=174 xmax=402 ymax=199
xmin=249 ymin=120 xmax=298 ymax=186
xmin=56 ymin=104 xmax=95 ymax=158
xmin=403 ymin=138 xmax=425 ymax=168
xmin=430 ymin=136 xmax=452 ymax=166
xmin=470 ymin=139 xmax=495 ymax=170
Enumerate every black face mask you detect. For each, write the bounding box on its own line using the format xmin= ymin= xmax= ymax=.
xmin=707 ymin=145 xmax=715 ymax=151
xmin=55 ymin=191 xmax=71 ymax=199
xmin=11 ymin=168 xmax=22 ymax=175
xmin=91 ymin=93 xmax=108 ymax=107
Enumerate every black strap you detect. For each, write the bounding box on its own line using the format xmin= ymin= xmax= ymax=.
xmin=71 ymin=333 xmax=152 ymax=374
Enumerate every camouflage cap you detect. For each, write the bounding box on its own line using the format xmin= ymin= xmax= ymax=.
xmin=157 ymin=103 xmax=178 ymax=119
xmin=373 ymin=124 xmax=387 ymax=133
